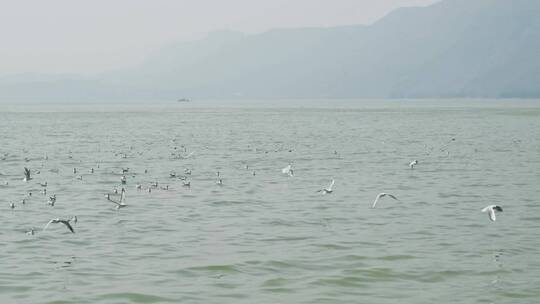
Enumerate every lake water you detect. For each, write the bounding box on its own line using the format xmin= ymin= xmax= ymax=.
xmin=1 ymin=100 xmax=539 ymax=303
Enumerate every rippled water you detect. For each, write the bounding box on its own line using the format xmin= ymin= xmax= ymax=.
xmin=1 ymin=101 xmax=539 ymax=304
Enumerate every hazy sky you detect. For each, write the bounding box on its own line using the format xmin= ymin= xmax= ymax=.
xmin=0 ymin=0 xmax=438 ymax=75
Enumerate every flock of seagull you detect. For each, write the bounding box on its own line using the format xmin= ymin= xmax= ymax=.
xmin=7 ymin=136 xmax=503 ymax=236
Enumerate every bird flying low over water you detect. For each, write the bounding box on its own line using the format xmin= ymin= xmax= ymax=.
xmin=23 ymin=167 xmax=31 ymax=182
xmin=43 ymin=216 xmax=77 ymax=233
xmin=109 ymin=188 xmax=127 ymax=209
xmin=317 ymin=179 xmax=335 ymax=194
xmin=371 ymin=193 xmax=399 ymax=208
xmin=482 ymin=205 xmax=503 ymax=222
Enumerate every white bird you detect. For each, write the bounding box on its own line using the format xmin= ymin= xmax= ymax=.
xmin=482 ymin=205 xmax=503 ymax=222
xmin=43 ymin=217 xmax=76 ymax=233
xmin=26 ymin=228 xmax=35 ymax=235
xmin=409 ymin=160 xmax=418 ymax=169
xmin=48 ymin=194 xmax=57 ymax=206
xmin=371 ymin=193 xmax=399 ymax=208
xmin=282 ymin=164 xmax=294 ymax=177
xmin=183 ymin=180 xmax=191 ymax=187
xmin=317 ymin=179 xmax=335 ymax=194
xmin=10 ymin=202 xmax=15 ymax=209
xmin=40 ymin=181 xmax=47 ymax=187
xmin=23 ymin=167 xmax=31 ymax=182
xmin=109 ymin=188 xmax=127 ymax=209
xmin=120 ymin=175 xmax=127 ymax=184
xmin=216 ymin=179 xmax=223 ymax=186
xmin=136 ymin=184 xmax=142 ymax=190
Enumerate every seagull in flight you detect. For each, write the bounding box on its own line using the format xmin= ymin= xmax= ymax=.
xmin=371 ymin=193 xmax=399 ymax=208
xmin=282 ymin=164 xmax=294 ymax=177
xmin=109 ymin=188 xmax=127 ymax=209
xmin=317 ymin=179 xmax=335 ymax=194
xmin=23 ymin=167 xmax=31 ymax=182
xmin=482 ymin=205 xmax=503 ymax=222
xmin=409 ymin=160 xmax=418 ymax=169
xmin=43 ymin=216 xmax=77 ymax=233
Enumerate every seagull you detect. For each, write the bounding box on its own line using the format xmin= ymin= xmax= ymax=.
xmin=216 ymin=179 xmax=223 ymax=186
xmin=120 ymin=175 xmax=127 ymax=184
xmin=48 ymin=194 xmax=56 ymax=206
xmin=482 ymin=205 xmax=503 ymax=222
xmin=10 ymin=202 xmax=15 ymax=209
xmin=109 ymin=188 xmax=127 ymax=209
xmin=26 ymin=228 xmax=35 ymax=235
xmin=371 ymin=193 xmax=399 ymax=208
xmin=23 ymin=167 xmax=31 ymax=182
xmin=43 ymin=217 xmax=76 ymax=233
xmin=317 ymin=179 xmax=335 ymax=194
xmin=282 ymin=164 xmax=294 ymax=177
xmin=169 ymin=171 xmax=177 ymax=178
xmin=184 ymin=168 xmax=192 ymax=175
xmin=409 ymin=160 xmax=418 ymax=169
xmin=40 ymin=181 xmax=47 ymax=187
xmin=73 ymin=168 xmax=77 ymax=174
xmin=183 ymin=180 xmax=191 ymax=187
xmin=90 ymin=168 xmax=94 ymax=174
xmin=136 ymin=184 xmax=142 ymax=190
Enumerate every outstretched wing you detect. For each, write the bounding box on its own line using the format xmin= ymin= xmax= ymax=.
xmin=43 ymin=219 xmax=54 ymax=231
xmin=61 ymin=220 xmax=75 ymax=233
xmin=388 ymin=194 xmax=398 ymax=201
xmin=327 ymin=180 xmax=335 ymax=191
xmin=371 ymin=195 xmax=381 ymax=208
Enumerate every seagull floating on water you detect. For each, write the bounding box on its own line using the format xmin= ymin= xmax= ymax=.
xmin=317 ymin=179 xmax=335 ymax=195
xmin=371 ymin=193 xmax=399 ymax=208
xmin=43 ymin=216 xmax=77 ymax=233
xmin=409 ymin=160 xmax=418 ymax=169
xmin=482 ymin=205 xmax=503 ymax=222
xmin=10 ymin=202 xmax=15 ymax=209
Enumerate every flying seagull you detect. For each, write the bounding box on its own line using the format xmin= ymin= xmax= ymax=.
xmin=482 ymin=205 xmax=503 ymax=222
xmin=109 ymin=188 xmax=127 ymax=209
xmin=43 ymin=217 xmax=77 ymax=233
xmin=371 ymin=193 xmax=399 ymax=208
xmin=317 ymin=179 xmax=335 ymax=194
xmin=23 ymin=167 xmax=31 ymax=182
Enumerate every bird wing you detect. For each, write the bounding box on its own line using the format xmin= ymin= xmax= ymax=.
xmin=24 ymin=167 xmax=30 ymax=178
xmin=328 ymin=180 xmax=335 ymax=191
xmin=371 ymin=195 xmax=380 ymax=208
xmin=61 ymin=220 xmax=75 ymax=233
xmin=120 ymin=191 xmax=126 ymax=204
xmin=488 ymin=208 xmax=496 ymax=222
xmin=109 ymin=199 xmax=121 ymax=206
xmin=388 ymin=194 xmax=398 ymax=201
xmin=43 ymin=219 xmax=54 ymax=231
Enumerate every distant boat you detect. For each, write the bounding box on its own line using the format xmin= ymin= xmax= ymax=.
xmin=177 ymin=98 xmax=191 ymax=102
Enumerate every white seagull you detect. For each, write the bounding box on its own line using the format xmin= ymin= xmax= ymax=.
xmin=282 ymin=164 xmax=294 ymax=177
xmin=409 ymin=160 xmax=418 ymax=169
xmin=317 ymin=179 xmax=335 ymax=194
xmin=482 ymin=205 xmax=503 ymax=222
xmin=43 ymin=216 xmax=77 ymax=233
xmin=109 ymin=188 xmax=127 ymax=209
xmin=371 ymin=193 xmax=399 ymax=208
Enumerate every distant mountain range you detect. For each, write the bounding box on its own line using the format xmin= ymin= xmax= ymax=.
xmin=1 ymin=0 xmax=539 ymax=102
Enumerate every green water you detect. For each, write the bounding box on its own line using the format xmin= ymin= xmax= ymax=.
xmin=1 ymin=101 xmax=539 ymax=303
